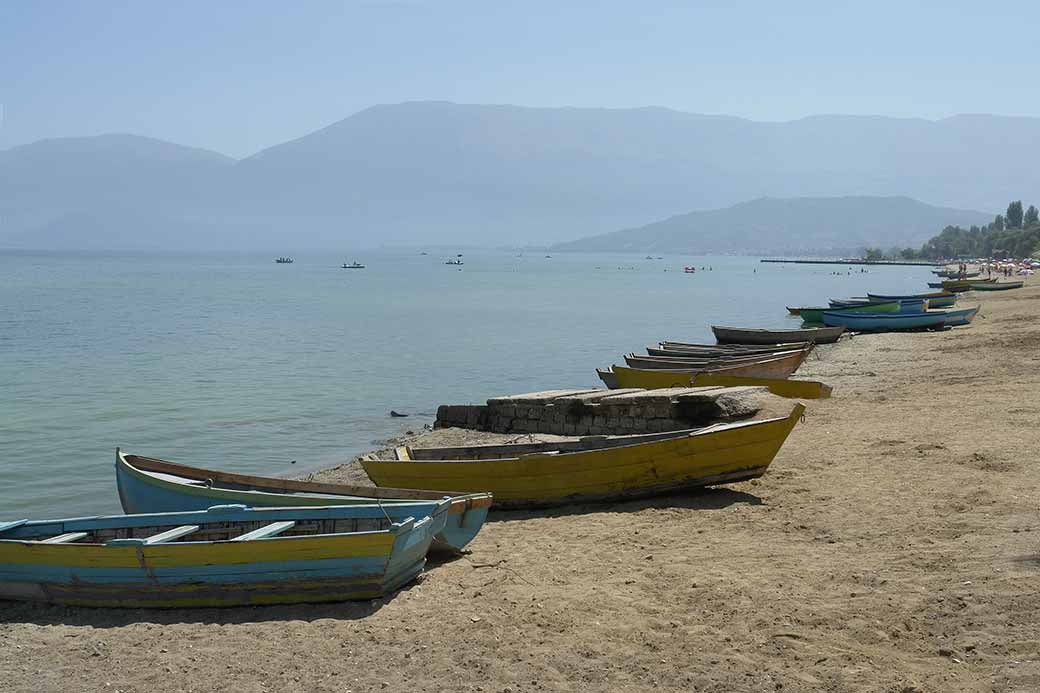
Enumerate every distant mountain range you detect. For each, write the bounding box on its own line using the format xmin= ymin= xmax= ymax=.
xmin=551 ymin=196 xmax=992 ymax=255
xmin=2 ymin=102 xmax=1036 ymax=251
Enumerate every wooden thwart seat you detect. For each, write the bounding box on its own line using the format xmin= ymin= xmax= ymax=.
xmin=41 ymin=532 xmax=89 ymax=544
xmin=106 ymin=525 xmax=201 ymax=546
xmin=231 ymin=521 xmax=296 ymax=542
xmin=142 ymin=525 xmax=201 ymax=544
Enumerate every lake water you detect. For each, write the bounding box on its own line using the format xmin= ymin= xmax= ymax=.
xmin=0 ymin=250 xmax=932 ymax=518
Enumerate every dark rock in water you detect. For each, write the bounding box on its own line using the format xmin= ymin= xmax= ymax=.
xmin=390 ymin=410 xmax=409 ymax=418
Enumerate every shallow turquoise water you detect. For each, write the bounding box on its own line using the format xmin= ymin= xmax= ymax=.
xmin=0 ymin=250 xmax=931 ymax=518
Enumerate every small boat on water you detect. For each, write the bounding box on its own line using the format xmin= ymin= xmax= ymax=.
xmin=712 ymin=325 xmax=845 ymax=345
xmin=867 ymin=292 xmax=957 ymax=309
xmin=690 ymin=373 xmax=833 ymax=400
xmin=795 ymin=301 xmax=899 ymax=325
xmin=821 ymin=310 xmax=951 ymax=331
xmin=969 ymin=280 xmax=1024 ymax=291
xmin=361 ymin=405 xmax=806 ymax=508
xmin=274 ymin=257 xmax=293 ymax=264
xmin=115 ymin=451 xmax=491 ymax=553
xmin=0 ymin=500 xmax=451 ymax=608
xmin=445 ymin=259 xmax=464 ymax=266
xmin=342 ymin=261 xmax=365 ymax=269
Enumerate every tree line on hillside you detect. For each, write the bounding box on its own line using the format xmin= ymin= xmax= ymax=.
xmin=866 ymin=200 xmax=1040 ymax=261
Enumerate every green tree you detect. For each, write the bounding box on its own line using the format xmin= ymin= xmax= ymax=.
xmin=992 ymin=214 xmax=1005 ymax=232
xmin=1025 ymin=205 xmax=1039 ymax=227
xmin=864 ymin=247 xmax=884 ymax=261
xmin=1006 ymin=200 xmax=1024 ymax=229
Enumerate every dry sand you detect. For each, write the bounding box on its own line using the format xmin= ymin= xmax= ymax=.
xmin=3 ymin=281 xmax=1039 ymax=692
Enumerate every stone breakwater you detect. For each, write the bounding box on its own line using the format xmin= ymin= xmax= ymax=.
xmin=435 ymin=385 xmax=778 ymax=436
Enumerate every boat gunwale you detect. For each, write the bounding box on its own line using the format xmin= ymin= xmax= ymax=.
xmin=117 ymin=451 xmax=492 ymax=507
xmin=384 ymin=406 xmax=801 ymax=463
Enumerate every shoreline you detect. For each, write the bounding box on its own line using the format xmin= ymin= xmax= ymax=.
xmin=3 ymin=279 xmax=1039 ymax=691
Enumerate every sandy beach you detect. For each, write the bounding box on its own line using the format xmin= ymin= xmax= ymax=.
xmin=2 ymin=281 xmax=1038 ymax=692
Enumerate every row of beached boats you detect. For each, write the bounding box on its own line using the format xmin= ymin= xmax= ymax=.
xmin=596 ymin=326 xmax=839 ymax=399
xmin=594 ymin=267 xmax=1023 ymax=398
xmin=0 ymin=406 xmax=807 ymax=608
xmin=783 ymin=266 xmax=1025 ymax=334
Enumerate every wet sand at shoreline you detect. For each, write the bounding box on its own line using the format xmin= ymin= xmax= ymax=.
xmin=2 ymin=281 xmax=1038 ymax=692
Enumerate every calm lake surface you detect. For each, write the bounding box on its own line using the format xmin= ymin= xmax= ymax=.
xmin=1 ymin=250 xmax=932 ymax=518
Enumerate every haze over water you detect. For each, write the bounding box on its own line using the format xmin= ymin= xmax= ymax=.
xmin=1 ymin=250 xmax=931 ymax=518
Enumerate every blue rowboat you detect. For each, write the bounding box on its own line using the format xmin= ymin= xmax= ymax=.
xmin=821 ymin=310 xmax=950 ymax=331
xmin=0 ymin=500 xmax=450 ymax=608
xmin=867 ymin=292 xmax=957 ymax=309
xmin=115 ymin=451 xmax=491 ymax=554
xmin=829 ymin=298 xmax=927 ymax=313
xmin=940 ymin=306 xmax=979 ymax=327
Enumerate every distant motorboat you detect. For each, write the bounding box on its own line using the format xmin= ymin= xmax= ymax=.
xmin=445 ymin=258 xmax=464 ymax=266
xmin=275 ymin=257 xmax=293 ymax=264
xmin=342 ymin=261 xmax=365 ymax=269
xmin=683 ymin=266 xmax=696 ymax=273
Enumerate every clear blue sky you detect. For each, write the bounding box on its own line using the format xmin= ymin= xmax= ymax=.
xmin=2 ymin=0 xmax=1037 ymax=158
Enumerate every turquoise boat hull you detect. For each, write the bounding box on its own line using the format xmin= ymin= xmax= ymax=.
xmin=798 ymin=301 xmax=899 ymax=325
xmin=821 ymin=310 xmax=950 ymax=331
xmin=115 ymin=452 xmax=490 ymax=554
xmin=0 ymin=501 xmax=449 ymax=608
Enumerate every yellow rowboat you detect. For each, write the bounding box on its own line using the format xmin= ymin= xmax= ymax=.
xmin=690 ymin=373 xmax=832 ymax=399
xmin=607 ymin=349 xmax=810 ymax=389
xmin=361 ymin=404 xmax=804 ymax=508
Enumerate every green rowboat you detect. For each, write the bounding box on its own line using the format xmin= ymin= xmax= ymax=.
xmin=797 ymin=301 xmax=900 ymax=325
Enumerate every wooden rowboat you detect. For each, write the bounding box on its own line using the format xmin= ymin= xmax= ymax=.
xmin=115 ymin=451 xmax=492 ymax=553
xmin=969 ymin=280 xmax=1023 ymax=291
xmin=939 ymin=306 xmax=979 ymax=326
xmin=829 ymin=298 xmax=927 ymax=313
xmin=797 ymin=301 xmax=899 ymax=324
xmin=606 ymin=350 xmax=809 ymax=389
xmin=596 ymin=368 xmax=619 ymax=389
xmin=0 ymin=500 xmax=451 ymax=608
xmin=650 ymin=342 xmax=810 ymax=357
xmin=624 ymin=348 xmax=808 ymax=370
xmin=361 ymin=405 xmax=805 ymax=508
xmin=661 ymin=340 xmax=809 ymax=351
xmin=933 ymin=270 xmax=980 ymax=278
xmin=867 ymin=292 xmax=957 ymax=308
xmin=712 ymin=325 xmax=845 ymax=345
xmin=934 ymin=278 xmax=997 ymax=291
xmin=690 ymin=373 xmax=832 ymax=399
xmin=821 ymin=310 xmax=950 ymax=331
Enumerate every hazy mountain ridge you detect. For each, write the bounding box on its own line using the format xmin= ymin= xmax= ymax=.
xmin=550 ymin=196 xmax=993 ymax=255
xmin=2 ymin=102 xmax=1036 ymax=250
